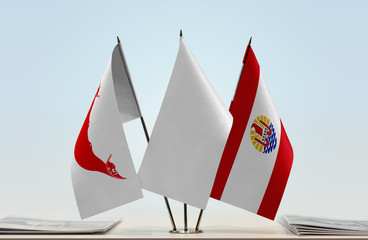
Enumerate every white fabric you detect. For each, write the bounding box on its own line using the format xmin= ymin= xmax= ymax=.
xmin=220 ymin=72 xmax=280 ymax=213
xmin=72 ymin=50 xmax=143 ymax=219
xmin=138 ymin=38 xmax=232 ymax=209
xmin=111 ymin=44 xmax=141 ymax=123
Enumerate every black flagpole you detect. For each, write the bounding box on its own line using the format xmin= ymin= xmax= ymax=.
xmin=179 ymin=29 xmax=204 ymax=233
xmin=233 ymin=36 xmax=252 ymax=100
xmin=195 ymin=36 xmax=252 ymax=232
xmin=195 ymin=209 xmax=203 ymax=231
xmin=139 ymin=115 xmax=177 ymax=232
xmin=180 ymin=30 xmax=190 ymax=233
xmin=184 ymin=203 xmax=188 ymax=231
xmin=116 ymin=36 xmax=177 ymax=232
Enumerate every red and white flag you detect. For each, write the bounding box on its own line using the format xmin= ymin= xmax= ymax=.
xmin=72 ymin=42 xmax=143 ymax=219
xmin=211 ymin=42 xmax=293 ymax=220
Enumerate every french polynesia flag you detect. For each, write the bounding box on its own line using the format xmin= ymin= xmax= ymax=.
xmin=210 ymin=41 xmax=293 ymax=220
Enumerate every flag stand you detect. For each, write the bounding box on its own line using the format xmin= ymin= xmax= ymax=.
xmin=169 ymin=203 xmax=203 ymax=234
xmin=116 ymin=36 xmax=177 ymax=232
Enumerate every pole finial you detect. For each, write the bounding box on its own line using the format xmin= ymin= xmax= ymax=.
xmin=248 ymin=36 xmax=252 ymax=46
xmin=180 ymin=29 xmax=183 ymax=37
xmin=117 ymin=36 xmax=121 ymax=44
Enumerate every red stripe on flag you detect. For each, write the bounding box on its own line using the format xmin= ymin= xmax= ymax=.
xmin=257 ymin=120 xmax=293 ymax=220
xmin=210 ymin=46 xmax=260 ymax=200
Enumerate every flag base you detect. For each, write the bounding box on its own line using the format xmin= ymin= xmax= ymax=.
xmin=169 ymin=229 xmax=203 ymax=234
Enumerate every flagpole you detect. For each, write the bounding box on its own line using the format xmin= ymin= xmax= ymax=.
xmin=179 ymin=29 xmax=204 ymax=233
xmin=232 ymin=36 xmax=252 ymax=100
xmin=116 ymin=36 xmax=177 ymax=232
xmin=184 ymin=203 xmax=188 ymax=232
xmin=179 ymin=29 xmax=190 ymax=233
xmin=139 ymin=116 xmax=177 ymax=232
xmin=195 ymin=209 xmax=203 ymax=231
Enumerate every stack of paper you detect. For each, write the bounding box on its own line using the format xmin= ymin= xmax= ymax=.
xmin=280 ymin=215 xmax=368 ymax=236
xmin=0 ymin=216 xmax=119 ymax=234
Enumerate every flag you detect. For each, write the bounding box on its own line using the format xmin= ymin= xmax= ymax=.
xmin=72 ymin=42 xmax=143 ymax=219
xmin=138 ymin=37 xmax=232 ymax=209
xmin=210 ymin=43 xmax=293 ymax=220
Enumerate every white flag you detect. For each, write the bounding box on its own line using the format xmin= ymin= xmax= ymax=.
xmin=72 ymin=43 xmax=143 ymax=219
xmin=138 ymin=37 xmax=232 ymax=209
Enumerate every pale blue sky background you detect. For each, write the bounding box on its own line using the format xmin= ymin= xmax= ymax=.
xmin=1 ymin=0 xmax=368 ymax=223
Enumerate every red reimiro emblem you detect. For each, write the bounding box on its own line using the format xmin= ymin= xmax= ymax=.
xmin=74 ymin=85 xmax=126 ymax=180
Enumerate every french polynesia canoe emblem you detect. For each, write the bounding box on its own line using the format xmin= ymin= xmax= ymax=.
xmin=250 ymin=115 xmax=277 ymax=154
